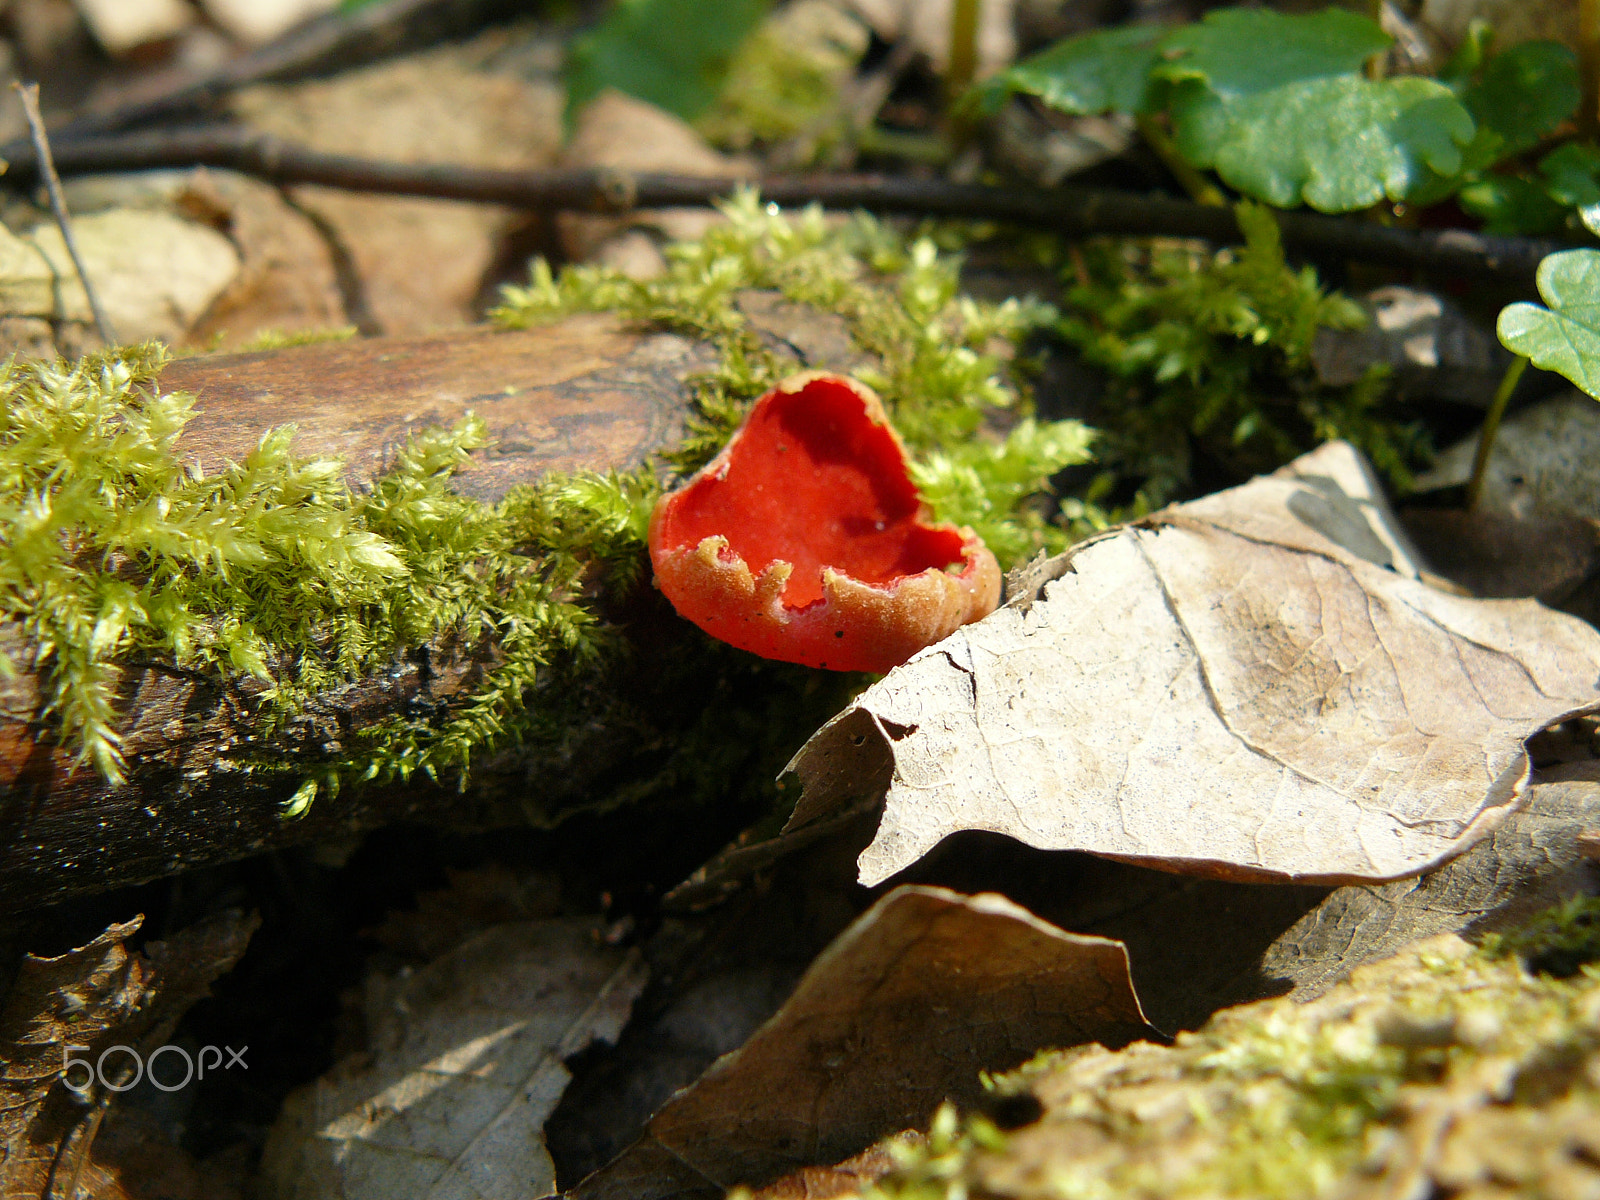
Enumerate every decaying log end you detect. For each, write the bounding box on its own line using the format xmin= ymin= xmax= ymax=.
xmin=0 ymin=316 xmax=713 ymax=913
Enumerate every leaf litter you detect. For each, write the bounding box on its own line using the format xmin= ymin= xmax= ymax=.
xmin=15 ymin=9 xmax=1600 ymax=1200
xmin=259 ymin=919 xmax=647 ymax=1200
xmin=789 ymin=439 xmax=1600 ymax=887
xmin=574 ymin=886 xmax=1153 ymax=1200
xmin=0 ymin=912 xmax=258 ymax=1200
xmin=856 ymin=927 xmax=1600 ymax=1200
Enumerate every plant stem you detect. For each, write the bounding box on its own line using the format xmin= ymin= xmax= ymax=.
xmin=1135 ymin=114 xmax=1228 ymax=207
xmin=1583 ymin=0 xmax=1600 ymax=139
xmin=856 ymin=125 xmax=953 ymax=165
xmin=1466 ymin=355 xmax=1528 ymax=511
xmin=947 ymin=0 xmax=980 ymax=103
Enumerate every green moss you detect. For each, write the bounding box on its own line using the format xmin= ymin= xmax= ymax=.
xmin=492 ymin=190 xmax=1092 ymax=565
xmin=0 ymin=341 xmax=650 ymax=806
xmin=1059 ymin=201 xmax=1427 ymax=518
xmin=234 ymin=326 xmax=360 ymax=353
xmin=1482 ymin=894 xmax=1600 ymax=978
xmin=858 ymin=1103 xmax=1008 ymax=1200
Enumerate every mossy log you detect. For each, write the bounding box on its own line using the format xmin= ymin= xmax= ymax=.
xmin=0 ymin=317 xmax=715 ymax=913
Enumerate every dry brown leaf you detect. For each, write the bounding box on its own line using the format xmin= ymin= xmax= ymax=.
xmin=200 ymin=0 xmax=336 ymax=45
xmin=0 ymin=911 xmax=258 ymax=1199
xmin=1262 ymin=761 xmax=1600 ymax=999
xmin=21 ymin=209 xmax=241 ymax=345
xmin=789 ymin=441 xmax=1600 ymax=887
xmin=741 ymin=1135 xmax=919 ymax=1200
xmin=1417 ymin=390 xmax=1600 ymax=523
xmin=179 ymin=169 xmax=350 ymax=351
xmin=364 ymin=864 xmax=562 ymax=963
xmin=1310 ymin=285 xmax=1510 ymax=404
xmin=259 ymin=919 xmax=648 ymax=1200
xmin=575 ymin=886 xmax=1152 ymax=1200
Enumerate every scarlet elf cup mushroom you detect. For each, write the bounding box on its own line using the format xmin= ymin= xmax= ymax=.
xmin=648 ymin=372 xmax=1001 ymax=673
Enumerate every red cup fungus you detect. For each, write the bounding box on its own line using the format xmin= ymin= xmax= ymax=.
xmin=648 ymin=371 xmax=1002 ymax=672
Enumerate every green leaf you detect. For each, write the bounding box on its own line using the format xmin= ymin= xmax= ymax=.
xmin=969 ymin=24 xmax=1165 ymax=116
xmin=1540 ymin=142 xmax=1600 ymax=208
xmin=1460 ymin=40 xmax=1579 ymax=160
xmin=1154 ymin=7 xmax=1391 ymax=99
xmin=1458 ymin=176 xmax=1572 ymax=235
xmin=565 ymin=0 xmax=773 ymax=124
xmin=1498 ymin=249 xmax=1600 ymax=399
xmin=1179 ymin=75 xmax=1473 ymax=211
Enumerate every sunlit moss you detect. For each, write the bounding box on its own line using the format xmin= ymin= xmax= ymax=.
xmin=862 ymin=909 xmax=1600 ymax=1200
xmin=5 ymin=203 xmax=1094 ymax=813
xmin=1059 ymin=201 xmax=1425 ymax=516
xmin=858 ymin=1103 xmax=1008 ymax=1200
xmin=492 ymin=189 xmax=1092 ymax=566
xmin=234 ymin=325 xmax=360 ymax=353
xmin=697 ymin=0 xmax=868 ymax=166
xmin=1482 ymin=893 xmax=1600 ymax=977
xmin=0 ymin=341 xmax=652 ymax=805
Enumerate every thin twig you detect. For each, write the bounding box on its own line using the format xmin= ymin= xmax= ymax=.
xmin=0 ymin=124 xmax=1583 ymax=283
xmin=13 ymin=83 xmax=117 ymax=346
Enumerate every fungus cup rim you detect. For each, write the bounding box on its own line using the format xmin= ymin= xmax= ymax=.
xmin=648 ymin=371 xmax=1002 ymax=672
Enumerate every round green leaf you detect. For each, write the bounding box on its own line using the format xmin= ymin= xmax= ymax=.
xmin=1498 ymin=250 xmax=1600 ymax=400
xmin=1187 ymin=75 xmax=1474 ymax=211
xmin=1155 ymin=7 xmax=1391 ymax=99
xmin=1541 ymin=142 xmax=1600 ymax=209
xmin=1462 ymin=40 xmax=1578 ymax=161
xmin=1458 ymin=177 xmax=1572 ymax=236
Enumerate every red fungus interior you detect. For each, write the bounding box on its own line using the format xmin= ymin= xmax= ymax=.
xmin=658 ymin=377 xmax=970 ymax=608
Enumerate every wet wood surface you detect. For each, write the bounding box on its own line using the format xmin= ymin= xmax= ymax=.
xmin=164 ymin=314 xmax=703 ymax=501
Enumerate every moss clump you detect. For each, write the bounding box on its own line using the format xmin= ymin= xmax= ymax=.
xmin=860 ymin=909 xmax=1600 ymax=1200
xmin=0 ymin=341 xmax=648 ymax=805
xmin=841 ymin=1104 xmax=1005 ymax=1200
xmin=1059 ymin=201 xmax=1427 ymax=518
xmin=1483 ymin=894 xmax=1600 ymax=979
xmin=493 ymin=189 xmax=1094 ymax=569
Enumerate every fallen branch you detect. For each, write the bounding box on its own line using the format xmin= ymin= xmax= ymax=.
xmin=0 ymin=126 xmax=1578 ymax=284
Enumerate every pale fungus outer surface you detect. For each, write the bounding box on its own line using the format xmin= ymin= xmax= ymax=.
xmin=648 ymin=372 xmax=1002 ymax=672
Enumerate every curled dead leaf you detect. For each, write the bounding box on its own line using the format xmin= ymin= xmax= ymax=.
xmin=788 ymin=442 xmax=1600 ymax=886
xmin=576 ymin=885 xmax=1152 ymax=1200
